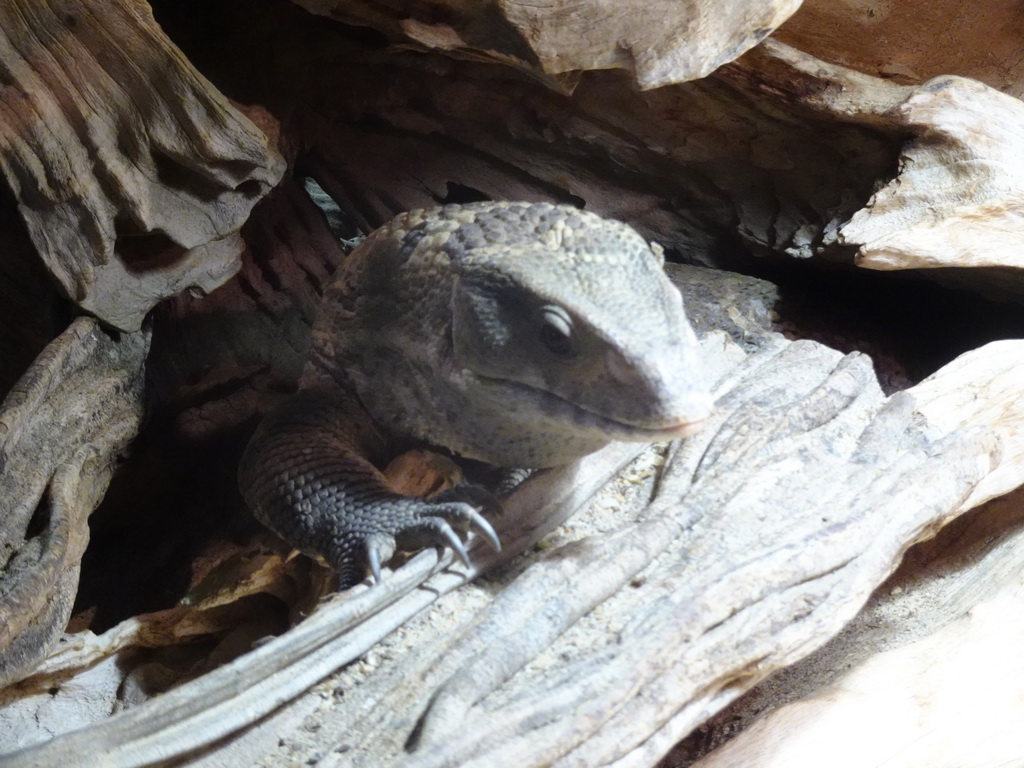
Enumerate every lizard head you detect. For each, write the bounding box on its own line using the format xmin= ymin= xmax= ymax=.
xmin=446 ymin=203 xmax=712 ymax=463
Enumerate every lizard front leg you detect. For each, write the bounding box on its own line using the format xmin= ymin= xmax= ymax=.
xmin=238 ymin=391 xmax=500 ymax=588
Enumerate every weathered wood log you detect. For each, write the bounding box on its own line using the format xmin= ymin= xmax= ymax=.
xmin=292 ymin=36 xmax=902 ymax=268
xmin=0 ymin=319 xmax=148 ymax=688
xmin=774 ymin=0 xmax=1024 ymax=97
xmin=4 ymin=316 xmax=1021 ymax=766
xmin=679 ymin=487 xmax=1024 ymax=767
xmin=838 ymin=77 xmax=1024 ymax=293
xmin=291 ymin=0 xmax=802 ymax=89
xmin=0 ymin=0 xmax=285 ymax=330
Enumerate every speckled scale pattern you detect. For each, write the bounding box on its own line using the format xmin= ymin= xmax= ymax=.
xmin=435 ymin=203 xmax=680 ymax=348
xmin=441 ymin=202 xmax=643 ymax=266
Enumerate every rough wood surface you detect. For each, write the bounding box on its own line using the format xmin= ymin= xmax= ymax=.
xmin=288 ymin=40 xmax=899 ymax=271
xmin=680 ymin=486 xmax=1024 ymax=768
xmin=0 ymin=318 xmax=149 ymax=688
xmin=5 ymin=320 xmax=1019 ymax=767
xmin=0 ymin=0 xmax=285 ymax=330
xmin=775 ymin=0 xmax=1024 ymax=97
xmin=839 ymin=77 xmax=1024 ymax=289
xmin=0 ymin=440 xmax=655 ymax=766
xmin=291 ymin=0 xmax=802 ymax=90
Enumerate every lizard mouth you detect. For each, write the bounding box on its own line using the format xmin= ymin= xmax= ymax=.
xmin=483 ymin=376 xmax=711 ymax=442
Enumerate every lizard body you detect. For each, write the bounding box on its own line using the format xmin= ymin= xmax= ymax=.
xmin=239 ymin=201 xmax=711 ymax=587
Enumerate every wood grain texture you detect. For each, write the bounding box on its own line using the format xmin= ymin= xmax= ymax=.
xmin=6 ymin=325 xmax=1018 ymax=767
xmin=0 ymin=0 xmax=285 ymax=330
xmin=291 ymin=0 xmax=802 ymax=89
xmin=840 ymin=77 xmax=1024 ymax=285
xmin=0 ymin=318 xmax=148 ymax=687
xmin=775 ymin=0 xmax=1024 ymax=98
xmin=682 ymin=484 xmax=1024 ymax=768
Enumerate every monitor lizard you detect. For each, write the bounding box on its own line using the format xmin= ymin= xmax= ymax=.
xmin=238 ymin=201 xmax=712 ymax=588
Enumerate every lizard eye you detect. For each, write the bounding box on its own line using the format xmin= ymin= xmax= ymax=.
xmin=539 ymin=305 xmax=575 ymax=358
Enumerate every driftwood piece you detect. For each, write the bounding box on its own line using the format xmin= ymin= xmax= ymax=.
xmin=0 ymin=0 xmax=285 ymax=330
xmin=291 ymin=0 xmax=802 ymax=90
xmin=669 ymin=348 xmax=1024 ymax=766
xmin=281 ymin=4 xmax=1024 ymax=295
xmin=0 ymin=318 xmax=149 ymax=688
xmin=176 ymin=3 xmax=1016 ymax=291
xmin=4 ymin=322 xmax=1017 ymax=766
xmin=293 ymin=39 xmax=899 ymax=269
xmin=327 ymin=346 xmax=994 ymax=768
xmin=688 ymin=487 xmax=1024 ymax=767
xmin=0 ymin=438 xmax=658 ymax=766
xmin=911 ymin=341 xmax=1024 ymax=510
xmin=775 ymin=0 xmax=1024 ymax=97
xmin=839 ymin=77 xmax=1024 ymax=286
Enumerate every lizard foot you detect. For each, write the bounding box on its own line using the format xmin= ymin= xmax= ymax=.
xmin=371 ymin=485 xmax=501 ymax=583
xmin=345 ymin=485 xmax=502 ymax=587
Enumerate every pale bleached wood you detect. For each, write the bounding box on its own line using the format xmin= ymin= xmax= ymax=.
xmin=912 ymin=340 xmax=1024 ymax=510
xmin=689 ymin=487 xmax=1024 ymax=768
xmin=696 ymin=586 xmax=1024 ymax=768
xmin=839 ymin=77 xmax=1024 ymax=283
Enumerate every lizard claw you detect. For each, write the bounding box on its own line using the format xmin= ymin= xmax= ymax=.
xmin=430 ymin=485 xmax=502 ymax=552
xmin=395 ymin=508 xmax=477 ymax=568
xmin=366 ymin=539 xmax=384 ymax=584
xmin=333 ymin=486 xmax=503 ymax=588
xmin=388 ymin=484 xmax=502 ymax=574
xmin=471 ymin=513 xmax=501 ymax=553
xmin=436 ymin=521 xmax=472 ymax=568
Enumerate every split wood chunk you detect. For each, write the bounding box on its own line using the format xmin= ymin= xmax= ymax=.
xmin=295 ymin=42 xmax=900 ymax=266
xmin=677 ymin=343 xmax=1024 ymax=767
xmin=717 ymin=41 xmax=1024 ymax=289
xmin=707 ymin=590 xmax=1024 ymax=767
xmin=775 ymin=0 xmax=1024 ymax=97
xmin=840 ymin=76 xmax=1024 ymax=280
xmin=295 ymin=30 xmax=1024 ymax=288
xmin=0 ymin=0 xmax=285 ymax=331
xmin=0 ymin=318 xmax=148 ymax=689
xmin=373 ymin=343 xmax=996 ymax=768
xmin=291 ymin=0 xmax=802 ymax=89
xmin=0 ymin=434 xmax=658 ymax=767
xmin=911 ymin=340 xmax=1024 ymax=511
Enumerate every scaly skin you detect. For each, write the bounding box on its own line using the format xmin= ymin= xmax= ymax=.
xmin=239 ymin=201 xmax=711 ymax=588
